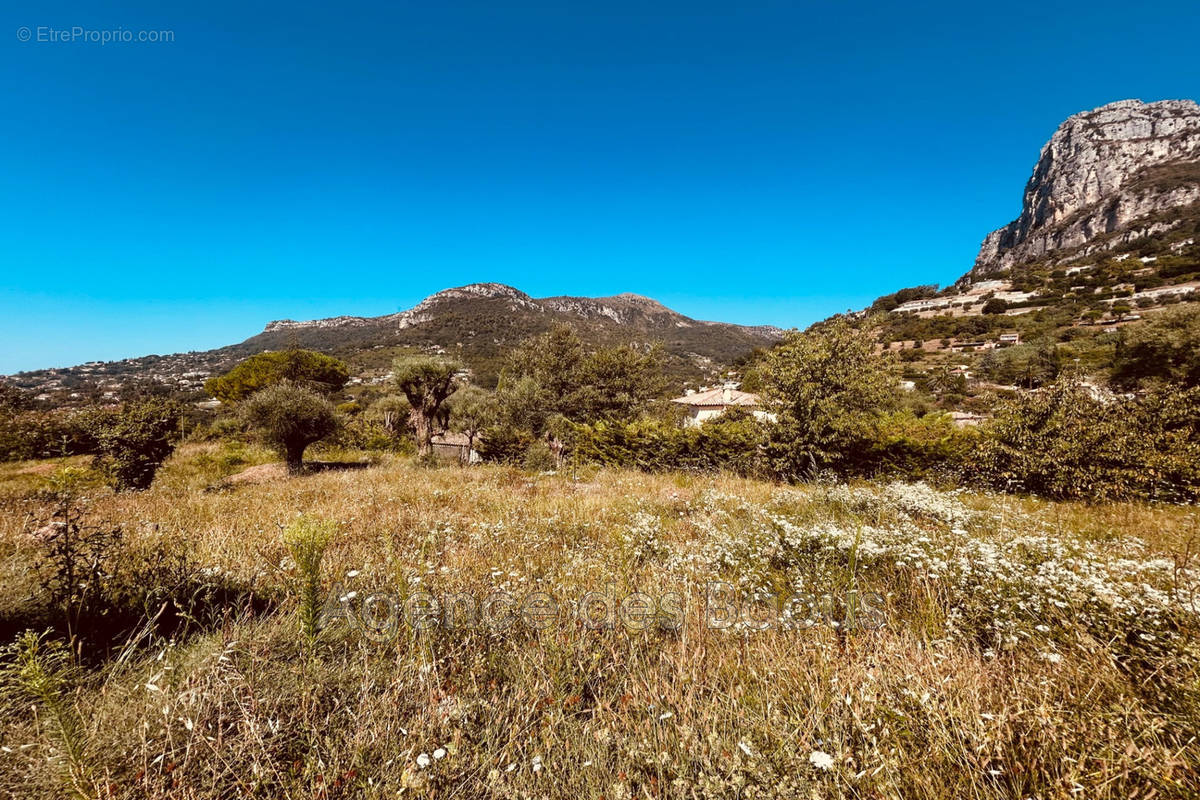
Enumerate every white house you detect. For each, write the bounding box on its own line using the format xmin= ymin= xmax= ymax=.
xmin=671 ymin=383 xmax=774 ymax=427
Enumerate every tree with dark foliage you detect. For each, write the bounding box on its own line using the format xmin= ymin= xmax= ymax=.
xmin=206 ymin=349 xmax=349 ymax=404
xmin=86 ymin=398 xmax=185 ymax=490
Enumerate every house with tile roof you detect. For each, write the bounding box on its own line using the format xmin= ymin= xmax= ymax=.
xmin=670 ymin=382 xmax=775 ymax=427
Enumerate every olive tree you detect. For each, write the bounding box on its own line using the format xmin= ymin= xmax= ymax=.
xmin=240 ymin=383 xmax=339 ymax=474
xmin=392 ymin=356 xmax=462 ymax=456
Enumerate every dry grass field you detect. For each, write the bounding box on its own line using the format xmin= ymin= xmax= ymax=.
xmin=0 ymin=443 xmax=1197 ymax=798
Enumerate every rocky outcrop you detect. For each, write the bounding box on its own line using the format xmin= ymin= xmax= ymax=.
xmin=264 ymin=284 xmax=543 ymax=333
xmin=971 ymin=99 xmax=1200 ymax=276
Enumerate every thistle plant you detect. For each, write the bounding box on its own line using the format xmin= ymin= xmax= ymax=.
xmin=1 ymin=631 xmax=92 ymax=798
xmin=283 ymin=516 xmax=336 ymax=645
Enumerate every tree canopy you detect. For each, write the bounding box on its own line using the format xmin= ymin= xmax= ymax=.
xmin=498 ymin=325 xmax=666 ymax=427
xmin=1111 ymin=305 xmax=1200 ymax=388
xmin=86 ymin=397 xmax=185 ymax=490
xmin=205 ymin=350 xmax=350 ymax=404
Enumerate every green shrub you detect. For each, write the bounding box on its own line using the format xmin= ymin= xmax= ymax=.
xmin=963 ymin=374 xmax=1200 ymax=502
xmin=847 ymin=411 xmax=977 ymax=480
xmin=522 ymin=440 xmax=557 ymax=471
xmin=84 ymin=398 xmax=185 ymax=490
xmin=476 ymin=424 xmax=535 ymax=464
xmin=1112 ymin=305 xmax=1200 ymax=388
xmin=0 ymin=631 xmax=92 ymax=797
xmin=0 ymin=409 xmax=96 ymax=462
xmin=189 ymin=414 xmax=251 ymax=443
xmin=759 ymin=318 xmax=897 ymax=480
xmin=571 ymin=409 xmax=769 ymax=478
xmin=327 ymin=416 xmax=413 ymax=454
xmin=282 ymin=516 xmax=335 ymax=646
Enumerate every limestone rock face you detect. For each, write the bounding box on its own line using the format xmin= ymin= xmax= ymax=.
xmin=972 ymin=99 xmax=1200 ymax=275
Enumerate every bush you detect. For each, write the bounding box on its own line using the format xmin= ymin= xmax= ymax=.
xmin=327 ymin=416 xmax=413 ymax=454
xmin=0 ymin=409 xmax=93 ymax=462
xmin=84 ymin=398 xmax=185 ymax=490
xmin=282 ymin=516 xmax=335 ymax=645
xmin=760 ymin=318 xmax=897 ymax=479
xmin=522 ymin=440 xmax=558 ymax=471
xmin=0 ymin=632 xmax=91 ymax=794
xmin=1111 ymin=305 xmax=1200 ymax=388
xmin=476 ymin=424 xmax=535 ymax=464
xmin=189 ymin=414 xmax=250 ymax=443
xmin=846 ymin=411 xmax=977 ymax=480
xmin=963 ymin=374 xmax=1200 ymax=502
xmin=570 ymin=409 xmax=769 ymax=478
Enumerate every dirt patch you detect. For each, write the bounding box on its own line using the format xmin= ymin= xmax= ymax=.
xmin=11 ymin=462 xmax=62 ymax=476
xmin=214 ymin=462 xmax=289 ymax=489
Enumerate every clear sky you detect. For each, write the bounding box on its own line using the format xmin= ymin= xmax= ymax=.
xmin=2 ymin=0 xmax=1197 ymax=373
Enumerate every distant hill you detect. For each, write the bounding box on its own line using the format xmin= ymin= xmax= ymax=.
xmin=5 ymin=284 xmax=786 ymax=405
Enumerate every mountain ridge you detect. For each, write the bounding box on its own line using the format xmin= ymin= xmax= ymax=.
xmin=5 ymin=284 xmax=787 ymax=403
xmin=261 ymin=283 xmax=783 ymax=335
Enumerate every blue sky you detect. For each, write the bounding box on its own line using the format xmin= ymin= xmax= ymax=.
xmin=2 ymin=0 xmax=1197 ymax=373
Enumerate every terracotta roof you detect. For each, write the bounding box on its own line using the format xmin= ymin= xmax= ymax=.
xmin=670 ymin=387 xmax=761 ymax=407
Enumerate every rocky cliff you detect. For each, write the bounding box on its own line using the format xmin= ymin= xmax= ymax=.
xmin=971 ymin=99 xmax=1200 ymax=276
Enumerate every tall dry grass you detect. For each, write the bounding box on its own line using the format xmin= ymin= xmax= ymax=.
xmin=0 ymin=447 xmax=1196 ymax=798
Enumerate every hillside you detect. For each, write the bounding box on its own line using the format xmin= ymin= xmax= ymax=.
xmin=859 ymin=99 xmax=1200 ymax=400
xmin=4 ymin=284 xmax=784 ymax=405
